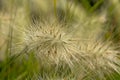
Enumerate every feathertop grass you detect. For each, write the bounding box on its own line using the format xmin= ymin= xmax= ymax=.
xmin=77 ymin=40 xmax=120 ymax=79
xmin=23 ymin=21 xmax=80 ymax=68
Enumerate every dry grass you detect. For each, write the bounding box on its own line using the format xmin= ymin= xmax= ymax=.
xmin=0 ymin=0 xmax=120 ymax=80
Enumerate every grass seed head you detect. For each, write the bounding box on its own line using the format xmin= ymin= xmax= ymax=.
xmin=23 ymin=21 xmax=80 ymax=68
xmin=77 ymin=40 xmax=120 ymax=79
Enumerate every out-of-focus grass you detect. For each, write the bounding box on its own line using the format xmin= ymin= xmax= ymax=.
xmin=0 ymin=0 xmax=120 ymax=80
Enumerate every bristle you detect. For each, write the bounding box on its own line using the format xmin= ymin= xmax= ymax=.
xmin=22 ymin=21 xmax=80 ymax=68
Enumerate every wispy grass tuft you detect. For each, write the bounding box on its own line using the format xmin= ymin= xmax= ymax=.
xmin=0 ymin=0 xmax=120 ymax=80
xmin=21 ymin=20 xmax=81 ymax=68
xmin=76 ymin=39 xmax=120 ymax=80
